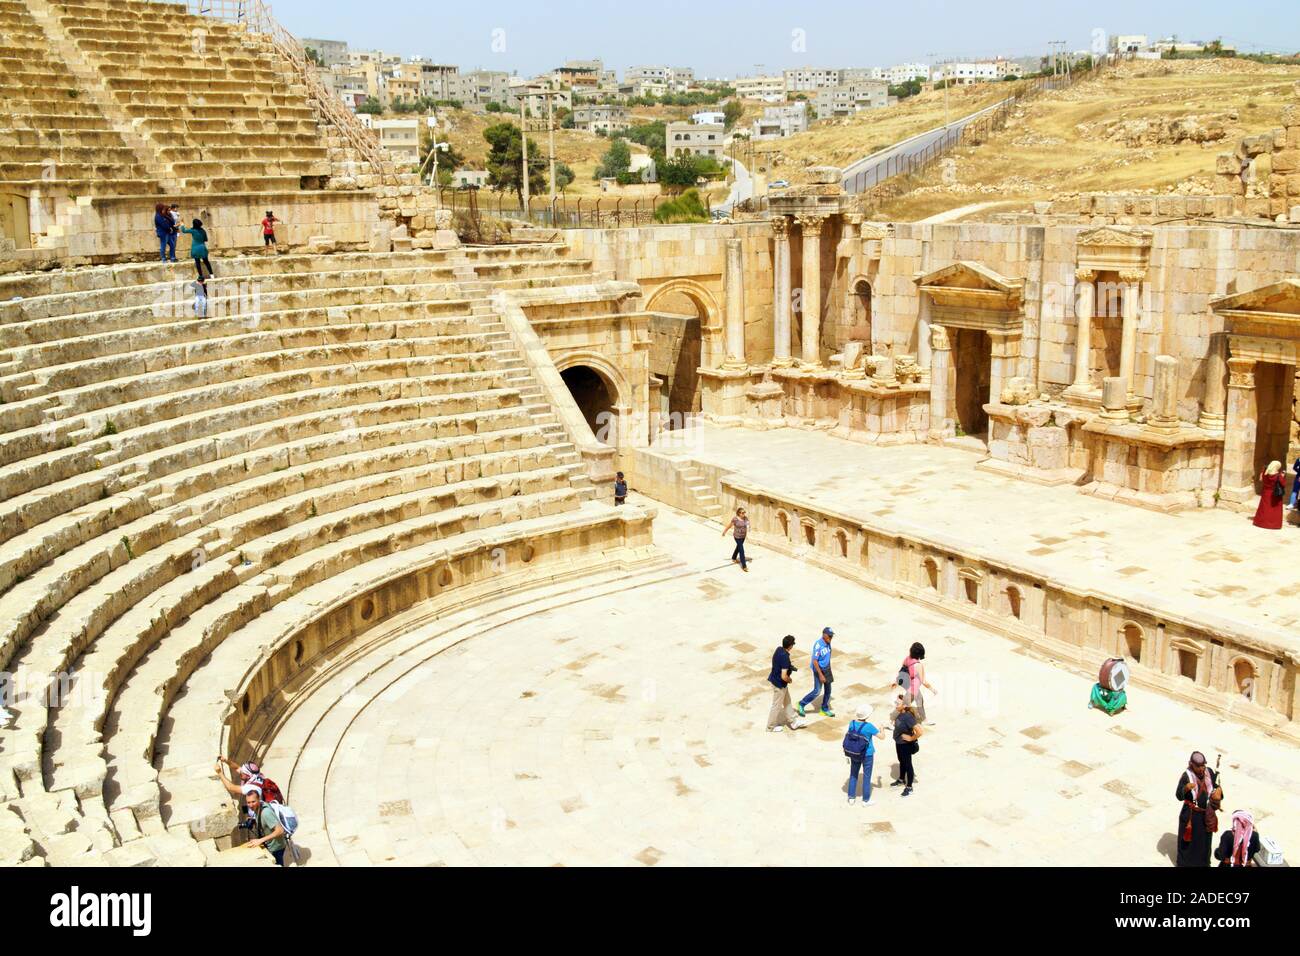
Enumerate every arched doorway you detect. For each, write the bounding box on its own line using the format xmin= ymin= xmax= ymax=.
xmin=848 ymin=278 xmax=873 ymax=351
xmin=560 ymin=364 xmax=616 ymax=443
xmin=645 ymin=282 xmax=714 ymax=432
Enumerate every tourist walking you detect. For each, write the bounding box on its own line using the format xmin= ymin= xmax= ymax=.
xmin=193 ymin=278 xmax=209 ymax=318
xmin=181 ymin=218 xmax=215 ymax=281
xmin=842 ymin=706 xmax=883 ymax=804
xmin=1214 ymin=810 xmax=1259 ymax=867
xmin=797 ymin=627 xmax=834 ymax=717
xmin=721 ymin=506 xmax=749 ymax=572
xmin=1175 ymin=751 xmax=1222 ymax=867
xmin=1252 ymin=460 xmax=1285 ymax=530
xmin=898 ymin=641 xmax=937 ymax=723
xmin=1290 ymin=457 xmax=1300 ymax=511
xmin=891 ymin=694 xmax=921 ymax=796
xmin=244 ymin=789 xmax=287 ymax=866
xmin=614 ymin=471 xmax=627 ymax=506
xmin=153 ymin=203 xmax=176 ymax=262
xmin=766 ymin=635 xmax=804 ymax=732
xmin=261 ymin=209 xmax=280 ymax=248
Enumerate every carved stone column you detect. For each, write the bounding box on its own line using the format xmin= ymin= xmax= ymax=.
xmin=987 ymin=328 xmax=1022 ymax=409
xmin=1072 ymin=269 xmax=1096 ymax=389
xmin=1221 ymin=355 xmax=1258 ymax=495
xmin=1100 ymin=376 xmax=1130 ymax=423
xmin=798 ymin=214 xmax=825 ymax=366
xmin=1198 ymin=331 xmax=1227 ymax=432
xmin=927 ymin=324 xmax=954 ymax=440
xmin=1118 ymin=270 xmax=1144 ymax=395
xmin=1145 ymin=354 xmax=1180 ymax=434
xmin=722 ymin=237 xmax=747 ymax=369
xmin=771 ymin=217 xmax=793 ymax=367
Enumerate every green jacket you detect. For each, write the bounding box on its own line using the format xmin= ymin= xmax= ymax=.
xmin=181 ymin=226 xmax=209 ymax=258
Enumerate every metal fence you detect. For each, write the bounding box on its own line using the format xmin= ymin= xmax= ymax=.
xmin=438 ymin=190 xmax=672 ymax=229
xmin=840 ymin=65 xmax=1103 ymax=203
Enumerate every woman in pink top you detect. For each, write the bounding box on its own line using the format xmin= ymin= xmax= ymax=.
xmin=900 ymin=641 xmax=937 ymax=723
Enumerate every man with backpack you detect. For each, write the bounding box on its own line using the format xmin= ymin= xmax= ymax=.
xmin=245 ymin=789 xmax=288 ymax=866
xmin=842 ymin=706 xmax=884 ymax=805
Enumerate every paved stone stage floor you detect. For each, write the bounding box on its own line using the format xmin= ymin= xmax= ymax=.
xmin=262 ymin=502 xmax=1300 ymax=867
xmin=680 ymin=423 xmax=1300 ymax=636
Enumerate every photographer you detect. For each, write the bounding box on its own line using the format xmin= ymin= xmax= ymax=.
xmin=766 ymin=635 xmax=805 ymax=732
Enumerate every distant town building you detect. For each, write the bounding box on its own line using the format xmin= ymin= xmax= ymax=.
xmin=813 ymin=79 xmax=889 ymax=118
xmin=873 ymin=62 xmax=930 ymax=84
xmin=626 ymin=65 xmax=694 ymax=93
xmin=932 ymin=59 xmax=1012 ymax=85
xmin=450 ymin=70 xmax=513 ymax=106
xmin=782 ymin=67 xmax=873 ymax=95
xmin=665 ymin=121 xmax=723 ymax=160
xmin=452 ymin=169 xmax=490 ymax=188
xmin=734 ymin=74 xmax=785 ymax=102
xmin=691 ymin=110 xmax=725 ymax=126
xmin=572 ymin=104 xmax=630 ymax=134
xmin=1110 ymin=34 xmax=1150 ymax=54
xmin=751 ymin=101 xmax=808 ymax=140
xmin=363 ymin=116 xmax=420 ymax=164
xmin=302 ymin=37 xmax=348 ymax=68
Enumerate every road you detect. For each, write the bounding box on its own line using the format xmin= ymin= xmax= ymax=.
xmin=839 ymin=96 xmax=1010 ymax=194
xmin=717 ymin=154 xmax=753 ymax=213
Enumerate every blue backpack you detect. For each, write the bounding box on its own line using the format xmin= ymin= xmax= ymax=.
xmin=842 ymin=721 xmax=870 ymax=757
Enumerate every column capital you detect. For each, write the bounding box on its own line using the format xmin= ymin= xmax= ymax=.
xmin=771 ymin=216 xmax=790 ymax=237
xmin=797 ymin=213 xmax=827 ymax=232
xmin=1118 ymin=269 xmax=1146 ymax=284
xmin=1074 ymin=268 xmax=1096 ymax=283
xmin=930 ymin=324 xmax=951 ymax=351
xmin=1227 ymin=355 xmax=1256 ymax=389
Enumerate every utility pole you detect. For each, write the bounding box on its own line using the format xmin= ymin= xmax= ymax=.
xmin=546 ymin=90 xmax=557 ymax=201
xmin=519 ymin=96 xmax=529 ymax=217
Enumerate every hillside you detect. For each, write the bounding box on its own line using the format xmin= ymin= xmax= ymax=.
xmin=870 ymin=58 xmax=1300 ymax=220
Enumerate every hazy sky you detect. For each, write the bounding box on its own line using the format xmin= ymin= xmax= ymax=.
xmin=270 ymin=0 xmax=1300 ymax=77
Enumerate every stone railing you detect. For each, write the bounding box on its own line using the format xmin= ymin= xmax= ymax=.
xmin=720 ymin=476 xmax=1300 ymax=737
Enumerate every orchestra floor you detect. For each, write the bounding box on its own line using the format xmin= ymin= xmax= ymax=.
xmin=260 ymin=503 xmax=1300 ymax=866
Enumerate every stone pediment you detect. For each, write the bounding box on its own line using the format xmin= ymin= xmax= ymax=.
xmin=1211 ymin=279 xmax=1300 ymax=319
xmin=914 ymin=261 xmax=1024 ymax=331
xmin=1212 ymin=279 xmax=1300 ymax=345
xmin=1076 ymin=226 xmax=1153 ymax=248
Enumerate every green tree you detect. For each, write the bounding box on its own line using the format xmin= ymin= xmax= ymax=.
xmin=596 ymin=137 xmax=632 ymax=178
xmin=305 ymin=46 xmax=323 ymax=67
xmin=723 ymin=99 xmax=744 ymax=130
xmin=555 ymin=163 xmax=576 ymax=192
xmin=357 ymin=96 xmax=382 ymax=115
xmin=485 ymin=101 xmax=504 ymax=113
xmin=654 ymin=188 xmax=709 ymax=223
xmin=888 ymin=78 xmax=922 ymax=99
xmin=625 ymin=120 xmax=666 ymax=154
xmin=483 ymin=122 xmax=545 ymax=202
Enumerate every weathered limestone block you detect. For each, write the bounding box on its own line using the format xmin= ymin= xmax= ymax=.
xmin=999 ymin=376 xmax=1035 ymax=405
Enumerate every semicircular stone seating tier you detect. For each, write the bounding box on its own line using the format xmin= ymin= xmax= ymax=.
xmin=0 ymin=242 xmax=637 ymax=866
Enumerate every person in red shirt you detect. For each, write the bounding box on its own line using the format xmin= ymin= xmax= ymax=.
xmin=261 ymin=210 xmax=279 ymax=248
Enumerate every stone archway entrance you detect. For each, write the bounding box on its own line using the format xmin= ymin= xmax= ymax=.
xmin=1253 ymin=361 xmax=1294 ymax=478
xmin=645 ymin=282 xmax=713 ymax=432
xmin=561 ymin=365 xmax=616 ymax=443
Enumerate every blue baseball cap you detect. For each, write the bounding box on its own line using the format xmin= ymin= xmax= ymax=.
xmin=823 ymin=627 xmax=834 ymax=637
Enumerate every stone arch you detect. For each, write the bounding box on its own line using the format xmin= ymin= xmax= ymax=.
xmin=775 ymin=509 xmax=791 ymax=540
xmin=1169 ymin=637 xmax=1203 ymax=683
xmin=1230 ymin=656 xmax=1258 ymax=702
xmin=1004 ymin=584 xmax=1023 ymax=620
xmin=921 ymin=556 xmax=940 ymax=591
xmin=644 ymin=279 xmax=715 ymax=425
xmin=833 ymin=528 xmax=849 ymax=559
xmin=799 ymin=515 xmax=817 ymax=547
xmin=1119 ymin=620 xmax=1145 ymax=663
xmin=958 ymin=567 xmax=982 ymax=605
xmin=555 ymin=352 xmax=629 ymax=444
xmin=846 ymin=274 xmax=874 ymax=352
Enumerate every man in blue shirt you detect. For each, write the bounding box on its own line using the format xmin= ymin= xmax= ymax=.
xmin=766 ymin=635 xmax=804 ymax=732
xmin=844 ymin=706 xmax=884 ymax=804
xmin=798 ymin=627 xmax=835 ymax=717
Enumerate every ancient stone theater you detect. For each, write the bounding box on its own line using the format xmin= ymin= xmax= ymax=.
xmin=1 ymin=0 xmax=1298 ymax=866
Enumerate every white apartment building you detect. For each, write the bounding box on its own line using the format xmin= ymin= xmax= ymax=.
xmin=691 ymin=110 xmax=725 ymax=125
xmin=1110 ymin=34 xmax=1150 ymax=53
xmin=875 ymin=62 xmax=930 ymax=84
xmin=367 ymin=117 xmax=420 ymax=164
xmin=302 ymin=37 xmax=348 ymax=68
xmin=627 ymin=65 xmax=694 ymax=92
xmin=734 ymin=75 xmax=785 ymax=101
xmin=571 ymin=104 xmax=630 ymax=134
xmin=813 ymin=79 xmax=888 ymax=118
xmin=782 ymin=67 xmax=872 ymax=95
xmin=449 ymin=70 xmax=512 ymax=106
xmin=665 ymin=121 xmax=723 ymax=160
xmin=933 ymin=59 xmax=1010 ymax=85
xmin=751 ymin=101 xmax=808 ymax=140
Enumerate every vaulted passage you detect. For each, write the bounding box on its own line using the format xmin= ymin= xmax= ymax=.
xmin=561 ymin=365 xmax=615 ymax=442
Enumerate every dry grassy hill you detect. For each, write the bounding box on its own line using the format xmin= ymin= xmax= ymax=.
xmin=870 ymin=58 xmax=1300 ymax=220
